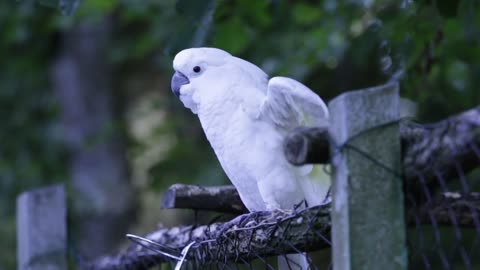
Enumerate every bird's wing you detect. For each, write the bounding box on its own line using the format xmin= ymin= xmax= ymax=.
xmin=260 ymin=76 xmax=329 ymax=129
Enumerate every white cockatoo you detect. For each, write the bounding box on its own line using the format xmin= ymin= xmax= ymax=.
xmin=171 ymin=47 xmax=330 ymax=213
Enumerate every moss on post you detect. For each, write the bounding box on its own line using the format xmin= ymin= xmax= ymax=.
xmin=329 ymin=83 xmax=407 ymax=270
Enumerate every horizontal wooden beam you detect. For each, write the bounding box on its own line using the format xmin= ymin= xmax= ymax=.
xmin=161 ymin=107 xmax=480 ymax=215
xmin=88 ymin=191 xmax=480 ymax=269
xmin=284 ymin=106 xmax=480 ymax=186
xmin=88 ymin=204 xmax=331 ymax=269
xmin=402 ymin=106 xmax=480 ymax=184
xmin=408 ymin=192 xmax=480 ymax=227
xmin=161 ymin=184 xmax=248 ymax=214
xmin=283 ymin=126 xmax=330 ymax=165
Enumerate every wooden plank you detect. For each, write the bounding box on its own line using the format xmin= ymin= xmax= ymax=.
xmin=329 ymin=82 xmax=407 ymax=270
xmin=17 ymin=184 xmax=67 ymax=270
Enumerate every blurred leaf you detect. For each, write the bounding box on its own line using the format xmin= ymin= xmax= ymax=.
xmin=457 ymin=0 xmax=479 ymax=37
xmin=36 ymin=0 xmax=80 ymax=14
xmin=446 ymin=60 xmax=468 ymax=91
xmin=175 ymin=0 xmax=213 ymax=21
xmin=237 ymin=0 xmax=271 ymax=27
xmin=36 ymin=0 xmax=58 ymax=8
xmin=163 ymin=23 xmax=201 ymax=55
xmin=292 ymin=3 xmax=321 ymax=25
xmin=213 ymin=16 xmax=250 ymax=54
xmin=164 ymin=0 xmax=215 ymax=55
xmin=59 ymin=0 xmax=80 ymax=15
xmin=435 ymin=0 xmax=459 ymax=18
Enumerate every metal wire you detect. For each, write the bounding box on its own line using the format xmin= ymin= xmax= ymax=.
xmin=82 ymin=121 xmax=479 ymax=270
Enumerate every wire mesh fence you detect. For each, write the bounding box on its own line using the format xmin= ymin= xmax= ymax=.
xmin=405 ymin=145 xmax=480 ymax=269
xmin=80 ymin=96 xmax=480 ymax=270
xmin=87 ymin=204 xmax=332 ymax=269
xmin=84 ymin=108 xmax=479 ymax=269
xmin=18 ymin=87 xmax=478 ymax=269
xmin=403 ymin=106 xmax=480 ymax=269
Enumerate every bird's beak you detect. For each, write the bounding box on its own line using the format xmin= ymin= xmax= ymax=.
xmin=171 ymin=71 xmax=190 ymax=98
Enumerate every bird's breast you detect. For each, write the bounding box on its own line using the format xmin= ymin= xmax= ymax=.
xmin=200 ymin=105 xmax=285 ymax=178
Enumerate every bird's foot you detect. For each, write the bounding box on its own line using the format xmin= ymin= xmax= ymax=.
xmin=272 ymin=208 xmax=294 ymax=217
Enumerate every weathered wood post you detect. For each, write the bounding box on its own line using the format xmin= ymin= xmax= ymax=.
xmin=17 ymin=184 xmax=67 ymax=270
xmin=400 ymin=98 xmax=417 ymax=118
xmin=329 ymin=83 xmax=407 ymax=270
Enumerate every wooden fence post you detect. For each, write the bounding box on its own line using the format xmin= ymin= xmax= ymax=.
xmin=329 ymin=83 xmax=407 ymax=270
xmin=400 ymin=98 xmax=417 ymax=118
xmin=17 ymin=184 xmax=67 ymax=270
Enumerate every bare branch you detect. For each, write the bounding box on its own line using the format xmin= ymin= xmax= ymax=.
xmin=283 ymin=106 xmax=480 ymax=184
xmin=402 ymin=106 xmax=480 ymax=183
xmin=284 ymin=126 xmax=330 ymax=165
xmin=162 ymin=184 xmax=248 ymax=214
xmin=408 ymin=192 xmax=480 ymax=227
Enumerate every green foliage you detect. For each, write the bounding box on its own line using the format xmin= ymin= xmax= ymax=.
xmin=213 ymin=16 xmax=251 ymax=54
xmin=36 ymin=0 xmax=81 ymax=15
xmin=0 ymin=1 xmax=68 ymax=267
xmin=1 ymin=0 xmax=479 ymax=268
xmin=292 ymin=3 xmax=322 ymax=25
xmin=379 ymin=0 xmax=480 ymax=120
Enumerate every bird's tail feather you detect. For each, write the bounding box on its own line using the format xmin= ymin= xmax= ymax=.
xmin=300 ymin=165 xmax=331 ymax=206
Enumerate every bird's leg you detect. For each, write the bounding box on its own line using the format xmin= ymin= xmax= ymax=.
xmin=274 ymin=208 xmax=293 ymax=216
xmin=272 ymin=199 xmax=307 ymax=217
xmin=217 ymin=211 xmax=266 ymax=237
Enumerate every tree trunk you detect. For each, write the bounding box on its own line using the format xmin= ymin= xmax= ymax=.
xmin=51 ymin=16 xmax=136 ymax=259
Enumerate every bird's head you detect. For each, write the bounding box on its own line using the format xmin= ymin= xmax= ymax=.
xmin=171 ymin=47 xmax=267 ymax=114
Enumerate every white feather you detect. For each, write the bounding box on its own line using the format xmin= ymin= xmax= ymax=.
xmin=172 ymin=47 xmax=331 ymax=210
xmin=173 ymin=47 xmax=331 ymax=270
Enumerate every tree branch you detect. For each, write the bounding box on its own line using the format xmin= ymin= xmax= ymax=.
xmin=408 ymin=192 xmax=480 ymax=227
xmin=284 ymin=106 xmax=480 ymax=184
xmin=402 ymin=106 xmax=480 ymax=183
xmin=283 ymin=126 xmax=330 ymax=165
xmin=162 ymin=184 xmax=248 ymax=214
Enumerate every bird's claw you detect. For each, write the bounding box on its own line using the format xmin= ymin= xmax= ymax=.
xmin=272 ymin=208 xmax=294 ymax=216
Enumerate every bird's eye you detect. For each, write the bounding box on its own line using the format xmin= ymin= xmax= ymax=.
xmin=193 ymin=66 xmax=201 ymax=73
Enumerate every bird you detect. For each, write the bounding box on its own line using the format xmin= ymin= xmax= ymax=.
xmin=171 ymin=47 xmax=330 ymax=269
